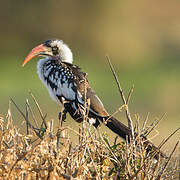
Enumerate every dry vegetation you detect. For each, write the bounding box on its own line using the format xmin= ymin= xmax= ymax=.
xmin=0 ymin=95 xmax=179 ymax=180
xmin=0 ymin=60 xmax=179 ymax=180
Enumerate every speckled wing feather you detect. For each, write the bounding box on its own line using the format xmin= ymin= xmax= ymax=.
xmin=65 ymin=62 xmax=109 ymax=117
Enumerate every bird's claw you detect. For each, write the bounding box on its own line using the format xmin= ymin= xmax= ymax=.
xmin=59 ymin=111 xmax=67 ymax=122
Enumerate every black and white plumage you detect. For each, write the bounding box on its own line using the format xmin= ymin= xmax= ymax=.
xmin=22 ymin=39 xmax=165 ymax=158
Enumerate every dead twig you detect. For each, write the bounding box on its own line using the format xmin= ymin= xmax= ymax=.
xmin=142 ymin=112 xmax=150 ymax=133
xmin=106 ymin=55 xmax=134 ymax=137
xmin=126 ymin=85 xmax=134 ymax=105
xmin=10 ymin=98 xmax=44 ymax=140
xmin=10 ymin=98 xmax=26 ymax=120
xmin=26 ymin=98 xmax=39 ymax=128
xmin=29 ymin=91 xmax=47 ymax=129
xmin=144 ymin=113 xmax=166 ymax=137
xmin=158 ymin=127 xmax=180 ymax=149
xmin=155 ymin=141 xmax=179 ymax=180
xmin=25 ymin=99 xmax=29 ymax=135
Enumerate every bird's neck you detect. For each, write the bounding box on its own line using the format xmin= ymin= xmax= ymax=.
xmin=38 ymin=57 xmax=69 ymax=67
xmin=37 ymin=57 xmax=73 ymax=79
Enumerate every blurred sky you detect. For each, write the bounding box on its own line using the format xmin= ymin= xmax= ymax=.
xmin=0 ymin=0 xmax=180 ymax=149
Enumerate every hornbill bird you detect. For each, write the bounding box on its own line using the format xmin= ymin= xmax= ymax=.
xmin=22 ymin=39 xmax=164 ymax=158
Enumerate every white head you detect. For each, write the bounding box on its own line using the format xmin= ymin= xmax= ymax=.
xmin=22 ymin=39 xmax=73 ymax=66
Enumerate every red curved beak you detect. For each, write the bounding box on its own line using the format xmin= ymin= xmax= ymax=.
xmin=22 ymin=44 xmax=45 ymax=67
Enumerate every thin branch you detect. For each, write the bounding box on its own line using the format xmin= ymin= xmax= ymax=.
xmin=158 ymin=127 xmax=180 ymax=149
xmin=26 ymin=99 xmax=39 ymax=128
xmin=56 ymin=129 xmax=60 ymax=150
xmin=29 ymin=91 xmax=47 ymax=128
xmin=126 ymin=85 xmax=134 ymax=105
xmin=10 ymin=98 xmax=43 ymax=139
xmin=142 ymin=112 xmax=150 ymax=132
xmin=106 ymin=55 xmax=127 ymax=105
xmin=101 ymin=134 xmax=121 ymax=166
xmin=144 ymin=113 xmax=166 ymax=137
xmin=10 ymin=98 xmax=26 ymax=120
xmin=49 ymin=119 xmax=53 ymax=136
xmin=40 ymin=113 xmax=47 ymax=130
xmin=106 ymin=55 xmax=134 ymax=136
xmin=27 ymin=121 xmax=43 ymax=140
xmin=25 ymin=99 xmax=29 ymax=135
xmin=155 ymin=141 xmax=179 ymax=180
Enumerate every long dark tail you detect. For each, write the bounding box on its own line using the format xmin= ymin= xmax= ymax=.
xmin=103 ymin=116 xmax=166 ymax=159
xmin=105 ymin=116 xmax=132 ymax=140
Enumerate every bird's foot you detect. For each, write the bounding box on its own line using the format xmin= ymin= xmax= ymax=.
xmin=59 ymin=111 xmax=67 ymax=122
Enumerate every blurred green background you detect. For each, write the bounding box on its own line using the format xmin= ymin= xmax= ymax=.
xmin=0 ymin=1 xmax=180 ymax=150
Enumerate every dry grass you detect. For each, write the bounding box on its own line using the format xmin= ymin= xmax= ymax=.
xmin=0 ymin=95 xmax=179 ymax=180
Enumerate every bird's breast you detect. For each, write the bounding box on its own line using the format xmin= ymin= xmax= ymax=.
xmin=37 ymin=59 xmax=77 ymax=103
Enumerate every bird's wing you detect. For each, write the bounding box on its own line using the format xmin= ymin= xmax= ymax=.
xmin=68 ymin=63 xmax=108 ymax=117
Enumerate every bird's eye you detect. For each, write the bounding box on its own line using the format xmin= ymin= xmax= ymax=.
xmin=52 ymin=47 xmax=58 ymax=51
xmin=52 ymin=46 xmax=58 ymax=55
